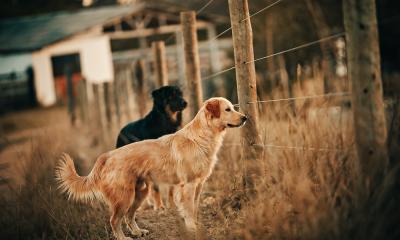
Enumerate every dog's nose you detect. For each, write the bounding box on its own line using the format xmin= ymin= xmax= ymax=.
xmin=241 ymin=115 xmax=248 ymax=122
xmin=182 ymin=100 xmax=187 ymax=107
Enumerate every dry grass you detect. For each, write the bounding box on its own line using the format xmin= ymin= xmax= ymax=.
xmin=0 ymin=127 xmax=113 ymax=240
xmin=0 ymin=87 xmax=399 ymax=239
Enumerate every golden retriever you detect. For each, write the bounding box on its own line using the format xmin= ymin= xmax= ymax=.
xmin=56 ymin=97 xmax=247 ymax=240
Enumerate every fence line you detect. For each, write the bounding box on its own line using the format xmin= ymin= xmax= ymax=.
xmin=246 ymin=92 xmax=350 ymax=105
xmin=197 ymin=0 xmax=216 ymax=14
xmin=246 ymin=32 xmax=346 ymax=64
xmin=202 ymin=32 xmax=345 ymax=81
xmin=241 ymin=0 xmax=284 ymax=23
xmin=254 ymin=143 xmax=349 ymax=152
xmin=165 ymin=0 xmax=217 ymax=44
xmin=210 ymin=0 xmax=284 ymax=41
xmin=224 ymin=143 xmax=350 ymax=153
xmin=210 ymin=27 xmax=232 ymax=42
xmin=201 ymin=66 xmax=236 ymax=81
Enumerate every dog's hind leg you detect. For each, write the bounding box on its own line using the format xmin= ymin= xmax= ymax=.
xmin=109 ymin=196 xmax=134 ymax=240
xmin=125 ymin=178 xmax=150 ymax=237
xmin=151 ymin=184 xmax=165 ymax=210
xmin=102 ymin=182 xmax=136 ymax=240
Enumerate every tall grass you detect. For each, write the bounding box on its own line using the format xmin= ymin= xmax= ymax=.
xmin=1 ymin=79 xmax=399 ymax=239
xmin=0 ymin=133 xmax=112 ymax=240
xmin=204 ymin=94 xmax=400 ymax=239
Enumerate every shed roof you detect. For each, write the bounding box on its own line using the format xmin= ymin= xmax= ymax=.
xmin=0 ymin=5 xmax=137 ymax=53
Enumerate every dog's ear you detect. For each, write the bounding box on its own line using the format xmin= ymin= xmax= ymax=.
xmin=152 ymin=89 xmax=160 ymax=99
xmin=152 ymin=88 xmax=165 ymax=104
xmin=206 ymin=99 xmax=220 ymax=118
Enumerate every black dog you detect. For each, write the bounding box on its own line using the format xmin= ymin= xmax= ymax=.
xmin=115 ymin=86 xmax=187 ymax=209
xmin=116 ymin=85 xmax=187 ymax=148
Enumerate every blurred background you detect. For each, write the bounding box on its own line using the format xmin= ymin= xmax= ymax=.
xmin=0 ymin=0 xmax=399 ymax=239
xmin=0 ymin=0 xmax=399 ymax=113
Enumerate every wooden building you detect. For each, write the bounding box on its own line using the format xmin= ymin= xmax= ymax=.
xmin=0 ymin=2 xmax=231 ymax=107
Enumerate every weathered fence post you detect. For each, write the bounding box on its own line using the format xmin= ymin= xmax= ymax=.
xmin=152 ymin=41 xmax=169 ymax=87
xmin=77 ymin=78 xmax=88 ymax=123
xmin=175 ymin=30 xmax=186 ymax=89
xmin=134 ymin=60 xmax=147 ymax=118
xmin=103 ymin=82 xmax=112 ymax=127
xmin=180 ymin=11 xmax=203 ymax=118
xmin=113 ymin=69 xmax=122 ymax=127
xmin=93 ymin=84 xmax=107 ymax=143
xmin=229 ymin=0 xmax=263 ymax=188
xmin=124 ymin=67 xmax=135 ymax=120
xmin=65 ymin=65 xmax=76 ymax=125
xmin=343 ymin=0 xmax=388 ymax=188
xmin=105 ymin=81 xmax=116 ymax=132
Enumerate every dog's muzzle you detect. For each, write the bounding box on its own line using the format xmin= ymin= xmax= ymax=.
xmin=227 ymin=115 xmax=247 ymax=128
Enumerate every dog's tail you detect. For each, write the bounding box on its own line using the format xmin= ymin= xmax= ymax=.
xmin=55 ymin=153 xmax=100 ymax=202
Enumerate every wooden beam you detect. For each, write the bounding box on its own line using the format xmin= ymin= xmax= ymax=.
xmin=107 ymin=21 xmax=210 ymax=40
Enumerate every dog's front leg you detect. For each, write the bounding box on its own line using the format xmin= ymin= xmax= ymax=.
xmin=175 ymin=182 xmax=197 ymax=231
xmin=194 ymin=181 xmax=204 ymax=219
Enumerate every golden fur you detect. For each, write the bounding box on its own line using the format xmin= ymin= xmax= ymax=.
xmin=56 ymin=97 xmax=246 ymax=240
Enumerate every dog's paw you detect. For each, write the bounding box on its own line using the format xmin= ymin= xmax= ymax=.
xmin=153 ymin=204 xmax=165 ymax=211
xmin=139 ymin=228 xmax=149 ymax=236
xmin=185 ymin=219 xmax=197 ymax=232
xmin=129 ymin=228 xmax=149 ymax=237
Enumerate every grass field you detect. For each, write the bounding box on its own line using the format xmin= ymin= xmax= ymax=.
xmin=0 ymin=98 xmax=399 ymax=239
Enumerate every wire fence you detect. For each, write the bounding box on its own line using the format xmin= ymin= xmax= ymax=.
xmin=196 ymin=0 xmax=351 ymax=153
xmin=168 ymin=1 xmax=350 ymax=153
xmin=202 ymin=32 xmax=345 ymax=81
xmin=164 ymin=0 xmax=218 ymax=44
xmin=224 ymin=143 xmax=352 ymax=153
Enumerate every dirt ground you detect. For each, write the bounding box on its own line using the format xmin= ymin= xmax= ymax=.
xmin=0 ymin=106 xmax=225 ymax=240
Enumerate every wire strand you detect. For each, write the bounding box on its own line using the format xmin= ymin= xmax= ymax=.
xmin=241 ymin=0 xmax=284 ymax=23
xmin=211 ymin=27 xmax=233 ymax=41
xmin=197 ymin=0 xmax=216 ymax=15
xmin=246 ymin=32 xmax=346 ymax=64
xmin=253 ymin=144 xmax=348 ymax=152
xmin=164 ymin=33 xmax=176 ymax=44
xmin=210 ymin=0 xmax=284 ymax=41
xmin=202 ymin=66 xmax=236 ymax=81
xmin=164 ymin=0 xmax=217 ymax=44
xmin=224 ymin=143 xmax=348 ymax=152
xmin=246 ymin=92 xmax=350 ymax=105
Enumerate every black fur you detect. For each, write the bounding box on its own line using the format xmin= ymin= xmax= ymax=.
xmin=116 ymin=86 xmax=187 ymax=148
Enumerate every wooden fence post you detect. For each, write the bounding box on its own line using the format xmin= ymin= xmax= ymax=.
xmin=124 ymin=67 xmax=135 ymax=120
xmin=343 ymin=0 xmax=388 ymax=188
xmin=113 ymin=69 xmax=122 ymax=127
xmin=77 ymin=79 xmax=88 ymax=123
xmin=93 ymin=84 xmax=107 ymax=142
xmin=134 ymin=60 xmax=147 ymax=118
xmin=106 ymin=81 xmax=117 ymax=132
xmin=175 ymin=30 xmax=186 ymax=89
xmin=229 ymin=0 xmax=263 ymax=190
xmin=152 ymin=41 xmax=169 ymax=87
xmin=65 ymin=65 xmax=76 ymax=125
xmin=180 ymin=11 xmax=203 ymax=118
xmin=103 ymin=82 xmax=112 ymax=126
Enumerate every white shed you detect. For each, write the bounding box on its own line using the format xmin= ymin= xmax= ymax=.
xmin=0 ymin=5 xmax=135 ymax=106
